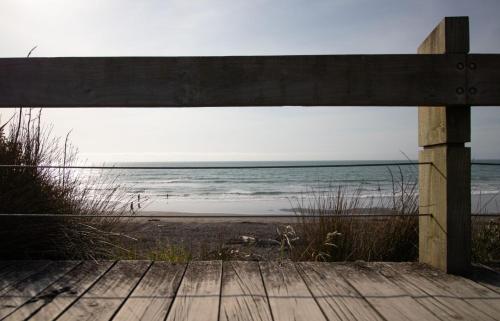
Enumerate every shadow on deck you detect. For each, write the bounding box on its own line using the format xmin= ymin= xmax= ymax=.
xmin=0 ymin=260 xmax=499 ymax=320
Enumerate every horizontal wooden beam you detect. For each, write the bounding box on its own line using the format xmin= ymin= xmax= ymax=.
xmin=0 ymin=55 xmax=472 ymax=107
xmin=467 ymin=54 xmax=500 ymax=106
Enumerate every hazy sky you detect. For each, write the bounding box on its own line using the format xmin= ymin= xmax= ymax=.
xmin=1 ymin=0 xmax=499 ymax=162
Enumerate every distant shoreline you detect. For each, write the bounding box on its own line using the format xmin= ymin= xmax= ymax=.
xmin=82 ymin=160 xmax=500 ymax=214
xmin=139 ymin=191 xmax=500 ymax=215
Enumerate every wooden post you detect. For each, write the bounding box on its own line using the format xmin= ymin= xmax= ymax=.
xmin=418 ymin=17 xmax=471 ymax=275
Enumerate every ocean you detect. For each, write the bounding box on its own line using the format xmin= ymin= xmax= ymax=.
xmin=86 ymin=160 xmax=500 ymax=215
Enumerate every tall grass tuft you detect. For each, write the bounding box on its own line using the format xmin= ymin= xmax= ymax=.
xmin=291 ymin=167 xmax=419 ymax=262
xmin=0 ymin=108 xmax=135 ymax=259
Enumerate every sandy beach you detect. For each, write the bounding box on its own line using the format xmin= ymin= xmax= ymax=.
xmin=120 ymin=211 xmax=300 ymax=260
xmin=117 ymin=208 xmax=417 ymax=260
xmin=114 ymin=209 xmax=499 ymax=261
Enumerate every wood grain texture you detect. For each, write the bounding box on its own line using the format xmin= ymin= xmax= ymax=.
xmin=471 ymin=264 xmax=500 ymax=294
xmin=219 ymin=261 xmax=273 ymax=321
xmin=411 ymin=263 xmax=500 ymax=320
xmin=165 ymin=261 xmax=222 ymax=321
xmin=56 ymin=260 xmax=151 ymax=321
xmin=0 ymin=261 xmax=51 ymax=292
xmin=418 ymin=105 xmax=470 ymax=146
xmin=4 ymin=260 xmax=114 ymax=321
xmin=0 ymin=55 xmax=466 ymax=107
xmin=0 ymin=261 xmax=19 ymax=275
xmin=419 ymin=146 xmax=471 ymax=273
xmin=0 ymin=261 xmax=79 ymax=319
xmin=377 ymin=263 xmax=496 ymax=321
xmin=468 ymin=54 xmax=500 ymax=106
xmin=418 ymin=16 xmax=469 ymax=54
xmin=418 ymin=16 xmax=470 ymax=147
xmin=0 ymin=261 xmax=498 ymax=320
xmin=334 ymin=263 xmax=441 ymax=321
xmin=296 ymin=262 xmax=383 ymax=321
xmin=113 ymin=262 xmax=186 ymax=321
xmin=418 ymin=16 xmax=472 ymax=275
xmin=259 ymin=261 xmax=327 ymax=321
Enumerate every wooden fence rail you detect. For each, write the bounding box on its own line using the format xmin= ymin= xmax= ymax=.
xmin=0 ymin=16 xmax=499 ymax=275
xmin=0 ymin=54 xmax=498 ymax=107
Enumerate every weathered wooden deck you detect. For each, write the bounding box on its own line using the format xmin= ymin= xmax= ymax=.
xmin=0 ymin=260 xmax=499 ymax=321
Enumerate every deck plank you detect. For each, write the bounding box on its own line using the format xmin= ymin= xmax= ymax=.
xmin=0 ymin=261 xmax=52 ymax=292
xmin=56 ymin=260 xmax=151 ymax=321
xmin=411 ymin=263 xmax=500 ymax=320
xmin=259 ymin=261 xmax=327 ymax=321
xmin=297 ymin=262 xmax=383 ymax=321
xmin=377 ymin=263 xmax=496 ymax=321
xmin=219 ymin=261 xmax=273 ymax=321
xmin=472 ymin=264 xmax=500 ymax=294
xmin=0 ymin=260 xmax=496 ymax=321
xmin=112 ymin=262 xmax=186 ymax=321
xmin=165 ymin=261 xmax=222 ymax=321
xmin=0 ymin=261 xmax=20 ymax=275
xmin=0 ymin=261 xmax=79 ymax=319
xmin=4 ymin=260 xmax=114 ymax=321
xmin=334 ymin=263 xmax=441 ymax=321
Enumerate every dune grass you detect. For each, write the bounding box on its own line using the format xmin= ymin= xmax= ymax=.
xmin=288 ymin=169 xmax=499 ymax=264
xmin=288 ymin=168 xmax=419 ymax=262
xmin=0 ymin=108 xmax=136 ymax=259
xmin=115 ymin=240 xmax=192 ymax=262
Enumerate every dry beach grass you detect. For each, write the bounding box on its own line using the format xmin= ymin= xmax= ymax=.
xmin=0 ymin=109 xmax=136 ymax=259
